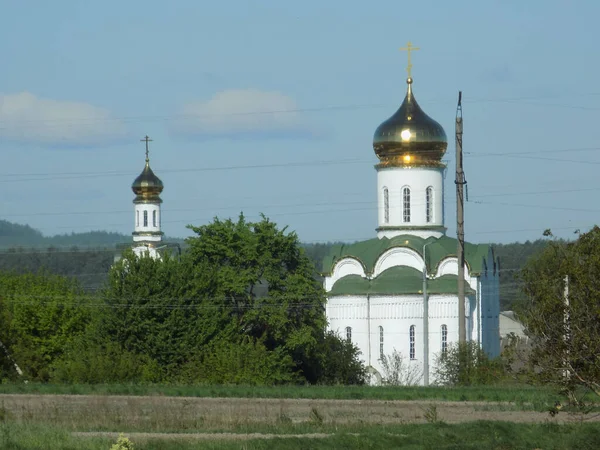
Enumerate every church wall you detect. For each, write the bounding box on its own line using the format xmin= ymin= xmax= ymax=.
xmin=376 ymin=166 xmax=445 ymax=238
xmin=478 ymin=257 xmax=501 ymax=359
xmin=325 ymin=295 xmax=370 ymax=365
xmin=133 ymin=203 xmax=161 ymax=242
xmin=326 ymin=292 xmax=485 ymax=385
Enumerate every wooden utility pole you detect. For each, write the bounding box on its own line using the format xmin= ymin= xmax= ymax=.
xmin=455 ymin=92 xmax=466 ymax=343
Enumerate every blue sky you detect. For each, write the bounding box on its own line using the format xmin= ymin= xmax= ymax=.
xmin=1 ymin=0 xmax=599 ymax=245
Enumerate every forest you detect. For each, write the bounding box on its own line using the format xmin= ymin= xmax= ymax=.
xmin=0 ymin=219 xmax=554 ymax=310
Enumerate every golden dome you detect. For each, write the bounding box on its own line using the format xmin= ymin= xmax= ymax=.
xmin=132 ymin=158 xmax=163 ymax=203
xmin=373 ymin=78 xmax=447 ymax=167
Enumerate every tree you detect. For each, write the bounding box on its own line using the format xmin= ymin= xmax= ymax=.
xmin=0 ymin=271 xmax=91 ymax=381
xmin=184 ymin=214 xmax=330 ymax=383
xmin=519 ymin=227 xmax=600 ymax=403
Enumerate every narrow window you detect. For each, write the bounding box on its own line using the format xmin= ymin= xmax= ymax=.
xmin=143 ymin=210 xmax=148 ymax=227
xmin=379 ymin=326 xmax=384 ymax=360
xmin=383 ymin=188 xmax=389 ymax=223
xmin=136 ymin=210 xmax=139 ymax=227
xmin=153 ymin=210 xmax=157 ymax=227
xmin=409 ymin=325 xmax=416 ymax=360
xmin=345 ymin=326 xmax=352 ymax=343
xmin=403 ymin=187 xmax=411 ymax=223
xmin=441 ymin=324 xmax=448 ymax=355
xmin=426 ymin=186 xmax=433 ymax=223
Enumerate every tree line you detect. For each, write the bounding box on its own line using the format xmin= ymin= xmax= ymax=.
xmin=0 ymin=219 xmax=557 ymax=310
xmin=0 ymin=215 xmax=364 ymax=385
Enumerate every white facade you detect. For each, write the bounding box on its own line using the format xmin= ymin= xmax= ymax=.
xmin=377 ymin=166 xmax=446 ymax=239
xmin=325 ymin=247 xmax=500 ymax=385
xmin=133 ymin=202 xmax=162 ymax=242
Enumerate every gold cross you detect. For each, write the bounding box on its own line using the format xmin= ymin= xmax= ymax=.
xmin=140 ymin=135 xmax=153 ymax=162
xmin=400 ymin=41 xmax=420 ymax=78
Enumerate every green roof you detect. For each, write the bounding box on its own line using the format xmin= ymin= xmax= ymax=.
xmin=329 ymin=266 xmax=476 ymax=296
xmin=322 ymin=234 xmax=491 ymax=276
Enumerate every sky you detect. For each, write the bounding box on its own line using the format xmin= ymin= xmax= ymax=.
xmin=1 ymin=0 xmax=599 ymax=245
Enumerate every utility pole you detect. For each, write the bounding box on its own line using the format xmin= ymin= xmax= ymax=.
xmin=563 ymin=275 xmax=570 ymax=379
xmin=422 ymin=242 xmax=431 ymax=386
xmin=455 ymin=91 xmax=466 ymax=343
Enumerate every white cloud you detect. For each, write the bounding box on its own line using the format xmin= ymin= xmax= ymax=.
xmin=0 ymin=92 xmax=129 ymax=147
xmin=170 ymin=89 xmax=320 ymax=140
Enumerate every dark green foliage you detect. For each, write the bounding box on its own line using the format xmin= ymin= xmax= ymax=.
xmin=434 ymin=341 xmax=506 ymax=386
xmin=488 ymin=239 xmax=552 ymax=310
xmin=182 ymin=214 xmax=331 ymax=384
xmin=310 ymin=331 xmax=366 ymax=385
xmin=0 ymin=272 xmax=91 ymax=381
xmin=19 ymin=214 xmax=365 ymax=385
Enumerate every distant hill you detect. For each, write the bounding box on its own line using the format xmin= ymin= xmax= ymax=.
xmin=0 ymin=219 xmax=185 ymax=249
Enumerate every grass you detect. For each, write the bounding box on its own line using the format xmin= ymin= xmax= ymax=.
xmin=0 ymin=382 xmax=563 ymax=405
xmin=2 ymin=421 xmax=600 ymax=449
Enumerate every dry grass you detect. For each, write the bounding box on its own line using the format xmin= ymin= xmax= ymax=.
xmin=0 ymin=393 xmax=597 ymax=434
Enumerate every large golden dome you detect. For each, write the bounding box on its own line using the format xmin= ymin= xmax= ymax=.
xmin=132 ymin=159 xmax=163 ymax=203
xmin=373 ymin=77 xmax=447 ymax=167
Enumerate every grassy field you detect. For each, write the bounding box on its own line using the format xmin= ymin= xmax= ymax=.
xmin=1 ymin=383 xmax=598 ymax=449
xmin=2 ymin=421 xmax=600 ymax=449
xmin=0 ymin=382 xmax=564 ymax=405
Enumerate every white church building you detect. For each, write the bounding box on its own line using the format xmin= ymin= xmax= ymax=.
xmin=115 ymin=136 xmax=179 ymax=262
xmin=322 ymin=59 xmax=500 ymax=385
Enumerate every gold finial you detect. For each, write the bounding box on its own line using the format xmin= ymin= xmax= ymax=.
xmin=400 ymin=41 xmax=420 ymax=79
xmin=140 ymin=135 xmax=153 ymax=163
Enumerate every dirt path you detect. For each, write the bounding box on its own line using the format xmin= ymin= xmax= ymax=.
xmin=72 ymin=431 xmax=333 ymax=441
xmin=0 ymin=394 xmax=593 ymax=429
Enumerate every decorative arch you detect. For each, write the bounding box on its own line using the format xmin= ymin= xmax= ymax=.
xmin=331 ymin=257 xmax=366 ymax=282
xmin=435 ymin=257 xmax=478 ymax=290
xmin=373 ymin=246 xmax=423 ymax=277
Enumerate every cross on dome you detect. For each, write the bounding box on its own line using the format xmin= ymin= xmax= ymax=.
xmin=399 ymin=41 xmax=420 ymax=79
xmin=140 ymin=135 xmax=153 ymax=163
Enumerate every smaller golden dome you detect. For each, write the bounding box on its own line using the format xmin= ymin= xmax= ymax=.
xmin=373 ymin=78 xmax=447 ymax=167
xmin=132 ymin=159 xmax=163 ymax=203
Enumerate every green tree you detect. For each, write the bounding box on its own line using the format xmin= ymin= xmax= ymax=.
xmin=184 ymin=214 xmax=328 ymax=383
xmin=0 ymin=272 xmax=91 ymax=381
xmin=99 ymin=249 xmax=196 ymax=380
xmin=520 ymin=227 xmax=600 ymax=402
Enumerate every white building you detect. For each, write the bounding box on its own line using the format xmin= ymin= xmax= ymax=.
xmin=322 ymin=66 xmax=500 ymax=386
xmin=114 ymin=136 xmax=170 ymax=262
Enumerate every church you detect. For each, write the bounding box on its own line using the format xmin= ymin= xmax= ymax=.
xmin=115 ymin=136 xmax=180 ymax=262
xmin=322 ymin=47 xmax=500 ymax=385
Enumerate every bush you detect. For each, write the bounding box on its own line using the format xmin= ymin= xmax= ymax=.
xmin=433 ymin=341 xmax=505 ymax=386
xmin=380 ymin=349 xmax=422 ymax=386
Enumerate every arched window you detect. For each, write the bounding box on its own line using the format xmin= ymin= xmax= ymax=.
xmin=441 ymin=324 xmax=448 ymax=355
xmin=426 ymin=186 xmax=433 ymax=223
xmin=409 ymin=325 xmax=416 ymax=360
xmin=379 ymin=326 xmax=384 ymax=360
xmin=136 ymin=210 xmax=139 ymax=227
xmin=403 ymin=187 xmax=411 ymax=223
xmin=143 ymin=210 xmax=148 ymax=227
xmin=345 ymin=326 xmax=352 ymax=343
xmin=153 ymin=210 xmax=157 ymax=227
xmin=383 ymin=188 xmax=389 ymax=223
